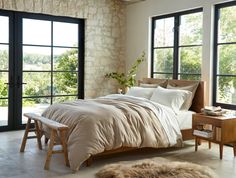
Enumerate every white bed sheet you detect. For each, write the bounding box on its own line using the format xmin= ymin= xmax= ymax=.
xmin=177 ymin=110 xmax=196 ymax=129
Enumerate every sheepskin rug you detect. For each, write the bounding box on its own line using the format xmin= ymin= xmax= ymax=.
xmin=96 ymin=158 xmax=217 ymax=178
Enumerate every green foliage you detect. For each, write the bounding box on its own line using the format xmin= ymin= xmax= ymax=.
xmin=0 ymin=48 xmax=78 ymax=107
xmin=105 ymin=51 xmax=145 ymax=87
xmin=54 ymin=49 xmax=78 ymax=94
xmin=0 ymin=50 xmax=8 ymax=106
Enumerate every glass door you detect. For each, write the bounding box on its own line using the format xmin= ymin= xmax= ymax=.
xmin=0 ymin=13 xmax=14 ymax=131
xmin=0 ymin=10 xmax=84 ymax=131
xmin=20 ymin=16 xmax=81 ymax=126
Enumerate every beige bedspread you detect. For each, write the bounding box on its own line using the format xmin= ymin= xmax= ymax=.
xmin=42 ymin=94 xmax=182 ymax=171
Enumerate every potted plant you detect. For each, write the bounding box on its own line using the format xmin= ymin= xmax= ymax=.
xmin=105 ymin=51 xmax=145 ymax=93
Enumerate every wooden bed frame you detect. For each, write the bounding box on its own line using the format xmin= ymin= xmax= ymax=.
xmin=85 ymin=78 xmax=206 ymax=166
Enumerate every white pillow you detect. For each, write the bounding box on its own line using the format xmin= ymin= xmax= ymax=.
xmin=139 ymin=83 xmax=158 ymax=88
xmin=167 ymin=83 xmax=198 ymax=110
xmin=150 ymin=86 xmax=192 ymax=113
xmin=126 ymin=87 xmax=155 ymax=99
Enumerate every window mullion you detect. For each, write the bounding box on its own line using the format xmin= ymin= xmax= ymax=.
xmin=173 ymin=15 xmax=179 ymax=79
xmin=51 ymin=21 xmax=53 ymax=105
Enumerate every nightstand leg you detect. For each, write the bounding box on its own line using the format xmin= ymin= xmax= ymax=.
xmin=233 ymin=144 xmax=236 ymax=157
xmin=209 ymin=141 xmax=211 ymax=149
xmin=219 ymin=144 xmax=223 ymax=159
xmin=195 ymin=137 xmax=198 ymax=151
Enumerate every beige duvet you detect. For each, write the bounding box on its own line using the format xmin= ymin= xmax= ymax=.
xmin=42 ymin=94 xmax=182 ymax=171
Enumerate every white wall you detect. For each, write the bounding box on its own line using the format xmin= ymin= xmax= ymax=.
xmin=126 ymin=0 xmax=233 ymax=105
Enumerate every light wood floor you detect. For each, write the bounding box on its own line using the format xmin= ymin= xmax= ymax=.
xmin=0 ymin=130 xmax=236 ymax=178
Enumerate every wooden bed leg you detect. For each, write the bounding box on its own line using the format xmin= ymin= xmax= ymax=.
xmin=45 ymin=137 xmax=49 ymax=145
xmin=20 ymin=118 xmax=31 ymax=152
xmin=86 ymin=157 xmax=93 ymax=167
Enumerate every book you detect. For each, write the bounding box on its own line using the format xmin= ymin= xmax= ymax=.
xmin=201 ymin=106 xmax=227 ymax=116
xmin=193 ymin=129 xmax=213 ymax=138
xmin=204 ymin=106 xmax=222 ymax=112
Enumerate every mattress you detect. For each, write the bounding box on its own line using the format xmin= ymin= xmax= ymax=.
xmin=177 ymin=110 xmax=195 ymax=130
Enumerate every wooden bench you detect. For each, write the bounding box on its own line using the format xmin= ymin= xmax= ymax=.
xmin=20 ymin=113 xmax=70 ymax=170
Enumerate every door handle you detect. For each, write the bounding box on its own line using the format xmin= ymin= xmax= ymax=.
xmin=4 ymin=82 xmax=14 ymax=87
xmin=17 ymin=82 xmax=27 ymax=88
xmin=17 ymin=76 xmax=27 ymax=88
xmin=4 ymin=76 xmax=14 ymax=87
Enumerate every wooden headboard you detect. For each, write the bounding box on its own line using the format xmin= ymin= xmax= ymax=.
xmin=139 ymin=78 xmax=206 ymax=113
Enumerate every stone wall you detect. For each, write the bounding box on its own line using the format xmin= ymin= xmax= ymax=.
xmin=0 ymin=0 xmax=126 ymax=98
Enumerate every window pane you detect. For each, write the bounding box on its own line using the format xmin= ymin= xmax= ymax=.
xmin=179 ymin=46 xmax=202 ymax=74
xmin=23 ymin=46 xmax=51 ymax=71
xmin=53 ymin=48 xmax=78 ymax=71
xmin=22 ymin=97 xmax=50 ymax=124
xmin=53 ymin=72 xmax=78 ymax=95
xmin=217 ymin=44 xmax=236 ymax=75
xmin=179 ymin=74 xmax=201 ymax=80
xmin=23 ymin=18 xmax=51 ymax=45
xmin=179 ymin=12 xmax=203 ymax=45
xmin=53 ymin=96 xmax=77 ymax=104
xmin=153 ymin=73 xmax=172 ymax=79
xmin=0 ymin=99 xmax=8 ymax=126
xmin=0 ymin=16 xmax=9 ymax=43
xmin=23 ymin=72 xmax=51 ymax=97
xmin=154 ymin=17 xmax=174 ymax=47
xmin=0 ymin=72 xmax=8 ymax=98
xmin=0 ymin=45 xmax=8 ymax=70
xmin=153 ymin=48 xmax=173 ymax=73
xmin=218 ymin=6 xmax=236 ymax=43
xmin=53 ymin=22 xmax=78 ymax=47
xmin=216 ymin=76 xmax=236 ymax=104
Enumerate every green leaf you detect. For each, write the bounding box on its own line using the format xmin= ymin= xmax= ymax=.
xmin=105 ymin=51 xmax=145 ymax=87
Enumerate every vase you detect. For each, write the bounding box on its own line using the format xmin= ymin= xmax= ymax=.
xmin=117 ymin=88 xmax=122 ymax=94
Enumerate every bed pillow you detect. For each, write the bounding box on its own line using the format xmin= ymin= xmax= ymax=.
xmin=139 ymin=79 xmax=168 ymax=88
xmin=167 ymin=82 xmax=199 ymax=110
xmin=150 ymin=86 xmax=192 ymax=113
xmin=139 ymin=83 xmax=159 ymax=88
xmin=126 ymin=87 xmax=155 ymax=99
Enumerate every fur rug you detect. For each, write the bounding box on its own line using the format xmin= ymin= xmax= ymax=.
xmin=96 ymin=158 xmax=218 ymax=178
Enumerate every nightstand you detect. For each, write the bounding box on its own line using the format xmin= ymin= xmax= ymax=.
xmin=192 ymin=113 xmax=236 ymax=159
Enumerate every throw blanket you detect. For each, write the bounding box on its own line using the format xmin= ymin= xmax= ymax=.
xmin=42 ymin=94 xmax=182 ymax=171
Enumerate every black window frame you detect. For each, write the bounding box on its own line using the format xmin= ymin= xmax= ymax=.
xmin=17 ymin=12 xmax=85 ymax=103
xmin=151 ymin=8 xmax=203 ymax=80
xmin=213 ymin=1 xmax=236 ymax=110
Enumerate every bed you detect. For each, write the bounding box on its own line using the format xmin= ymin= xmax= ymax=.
xmin=41 ymin=78 xmax=206 ymax=171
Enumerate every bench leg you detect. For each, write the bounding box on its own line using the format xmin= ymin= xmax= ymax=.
xmin=35 ymin=120 xmax=42 ymax=150
xmin=60 ymin=130 xmax=70 ymax=167
xmin=20 ymin=118 xmax=31 ymax=152
xmin=44 ymin=130 xmax=56 ymax=170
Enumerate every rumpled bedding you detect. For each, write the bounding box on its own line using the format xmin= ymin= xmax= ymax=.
xmin=42 ymin=94 xmax=182 ymax=171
